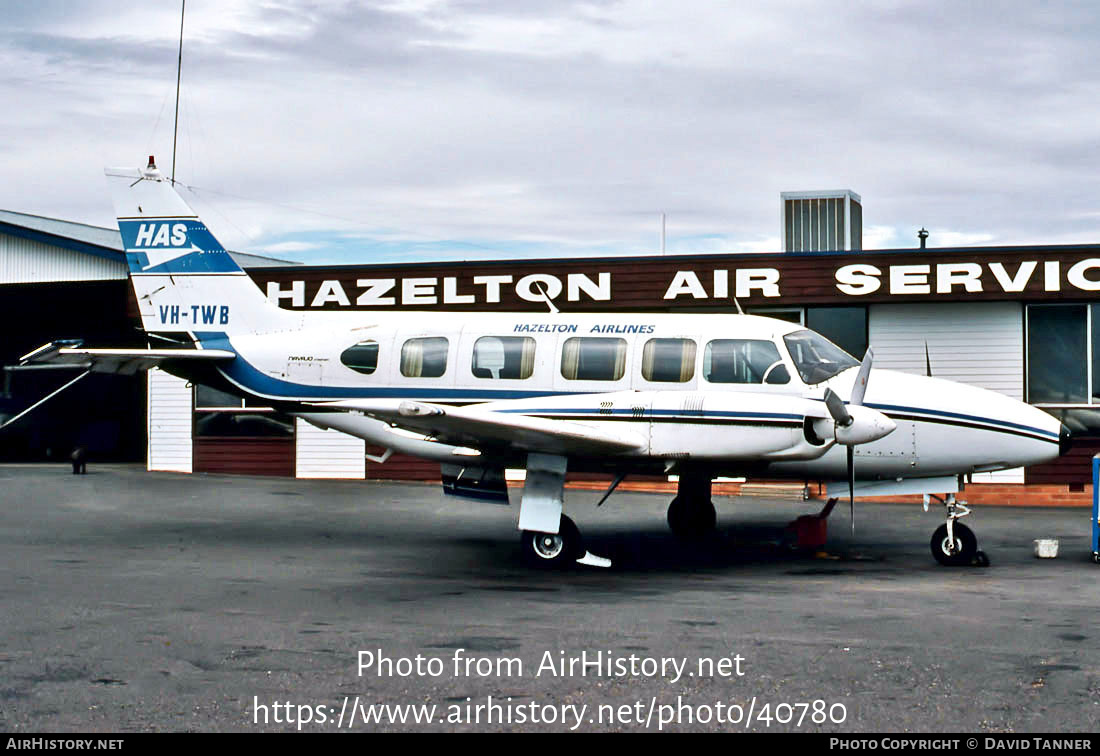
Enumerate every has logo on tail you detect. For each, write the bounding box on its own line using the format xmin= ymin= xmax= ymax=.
xmin=118 ymin=218 xmax=238 ymax=275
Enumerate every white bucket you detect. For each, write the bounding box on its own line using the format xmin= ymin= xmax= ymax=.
xmin=1033 ymin=539 xmax=1060 ymax=558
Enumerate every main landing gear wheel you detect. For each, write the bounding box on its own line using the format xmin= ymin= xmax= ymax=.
xmin=521 ymin=514 xmax=583 ymax=568
xmin=667 ymin=496 xmax=717 ymax=539
xmin=930 ymin=522 xmax=977 ymax=567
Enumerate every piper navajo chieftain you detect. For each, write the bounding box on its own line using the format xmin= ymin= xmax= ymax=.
xmin=18 ymin=159 xmax=1070 ymax=568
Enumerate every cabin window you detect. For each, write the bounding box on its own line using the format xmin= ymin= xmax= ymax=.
xmin=400 ymin=337 xmax=449 ymax=378
xmin=641 ymin=338 xmax=697 ymax=382
xmin=340 ymin=340 xmax=380 ymax=375
xmin=704 ymin=339 xmax=790 ymax=385
xmin=472 ymin=336 xmax=536 ymax=379
xmin=783 ymin=330 xmax=858 ymax=384
xmin=560 ymin=337 xmax=627 ymax=381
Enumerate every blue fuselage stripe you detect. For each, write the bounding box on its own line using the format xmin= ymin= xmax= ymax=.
xmin=196 ymin=332 xmax=1056 ymax=444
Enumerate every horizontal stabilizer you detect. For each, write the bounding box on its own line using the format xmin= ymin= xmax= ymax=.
xmin=19 ymin=342 xmax=234 ymax=376
xmin=311 ymin=399 xmax=646 ymax=456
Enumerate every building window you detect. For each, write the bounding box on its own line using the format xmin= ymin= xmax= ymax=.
xmin=400 ymin=337 xmax=449 ymax=378
xmin=193 ymin=384 xmax=293 ymax=438
xmin=806 ymin=306 xmax=868 ymax=360
xmin=1027 ymin=304 xmax=1087 ymax=404
xmin=472 ymin=336 xmax=536 ymax=379
xmin=340 ymin=340 xmax=379 ymax=375
xmin=560 ymin=337 xmax=627 ymax=381
xmin=749 ymin=306 xmax=868 ymax=360
xmin=704 ymin=339 xmax=789 ymax=384
xmin=195 ymin=384 xmax=245 ymax=409
xmin=641 ymin=338 xmax=697 ymax=382
xmin=194 ymin=411 xmax=294 ymax=437
xmin=750 ymin=307 xmax=803 ymax=325
xmin=1026 ymin=304 xmax=1100 ymax=435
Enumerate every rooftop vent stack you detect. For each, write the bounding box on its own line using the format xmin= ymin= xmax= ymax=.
xmin=781 ymin=190 xmax=862 ymax=252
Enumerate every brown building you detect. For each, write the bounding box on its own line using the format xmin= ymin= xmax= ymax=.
xmin=192 ymin=242 xmax=1100 ymax=506
xmin=5 ymin=206 xmax=1098 ymax=506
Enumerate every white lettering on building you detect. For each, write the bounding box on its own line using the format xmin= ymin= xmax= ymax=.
xmin=266 ymin=280 xmax=305 ymax=307
xmin=402 ymin=278 xmax=438 ymax=305
xmin=988 ymin=261 xmax=1036 ymax=292
xmin=663 ymin=269 xmax=780 ymax=300
xmin=311 ymin=280 xmax=350 ymax=307
xmin=1067 ymin=258 xmax=1100 ymax=291
xmin=890 ymin=265 xmax=931 ymax=294
xmin=356 ymin=279 xmax=397 ymax=306
xmin=935 ymin=263 xmax=983 ymax=293
xmin=835 ymin=264 xmax=882 ymax=296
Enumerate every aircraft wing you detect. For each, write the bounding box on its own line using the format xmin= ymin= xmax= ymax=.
xmin=312 ymin=399 xmax=647 ymax=456
xmin=19 ymin=341 xmax=235 ymax=376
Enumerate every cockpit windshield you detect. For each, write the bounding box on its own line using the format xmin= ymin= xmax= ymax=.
xmin=782 ymin=330 xmax=860 ymax=385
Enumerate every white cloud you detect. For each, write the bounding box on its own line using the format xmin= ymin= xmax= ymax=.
xmin=256 ymin=240 xmax=325 ymax=254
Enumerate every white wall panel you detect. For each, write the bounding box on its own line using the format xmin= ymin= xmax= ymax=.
xmin=147 ymin=368 xmax=192 ymax=473
xmin=0 ymin=233 xmax=126 ymax=284
xmin=295 ymin=418 xmax=365 ymax=479
xmin=869 ymin=302 xmax=1023 ymax=399
xmin=869 ymin=302 xmax=1025 ymax=484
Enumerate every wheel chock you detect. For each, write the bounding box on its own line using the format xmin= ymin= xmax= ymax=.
xmin=575 ymin=551 xmax=612 ymax=568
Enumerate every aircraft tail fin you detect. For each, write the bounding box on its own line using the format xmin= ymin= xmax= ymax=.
xmin=107 ymin=157 xmax=243 ymax=276
xmin=106 ymin=157 xmax=292 ymax=337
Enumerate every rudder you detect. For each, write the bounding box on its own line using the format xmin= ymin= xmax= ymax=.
xmin=106 ymin=157 xmax=291 ymax=336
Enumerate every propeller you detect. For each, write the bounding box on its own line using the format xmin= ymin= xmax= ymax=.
xmin=817 ymin=348 xmax=894 ymax=534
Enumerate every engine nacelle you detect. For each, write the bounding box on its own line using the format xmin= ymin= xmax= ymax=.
xmin=813 ymin=405 xmax=896 ymax=446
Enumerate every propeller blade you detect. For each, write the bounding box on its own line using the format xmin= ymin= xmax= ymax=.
xmin=823 ymin=387 xmax=852 ymax=426
xmin=850 ymin=347 xmax=874 ymax=406
xmin=847 ymin=445 xmax=855 ymax=535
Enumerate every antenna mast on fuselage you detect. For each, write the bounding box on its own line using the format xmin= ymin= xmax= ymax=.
xmin=171 ymin=0 xmax=186 ymax=185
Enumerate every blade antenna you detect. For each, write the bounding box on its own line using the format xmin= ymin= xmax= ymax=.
xmin=925 ymin=341 xmax=933 ymax=377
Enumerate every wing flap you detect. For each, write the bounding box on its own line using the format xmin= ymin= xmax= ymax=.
xmin=313 ymin=399 xmax=646 ymax=456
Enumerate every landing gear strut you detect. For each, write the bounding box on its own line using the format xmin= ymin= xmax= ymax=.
xmin=667 ymin=473 xmax=717 ymax=538
xmin=516 ymin=453 xmax=611 ymax=568
xmin=925 ymin=493 xmax=989 ymax=567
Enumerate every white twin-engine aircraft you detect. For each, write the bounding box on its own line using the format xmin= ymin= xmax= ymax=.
xmin=22 ymin=159 xmax=1070 ymax=569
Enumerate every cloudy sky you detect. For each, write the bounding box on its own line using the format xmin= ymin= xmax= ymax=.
xmin=3 ymin=1 xmax=1099 ymax=263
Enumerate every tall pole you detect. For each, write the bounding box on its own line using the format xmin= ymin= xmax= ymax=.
xmin=171 ymin=0 xmax=186 ymax=184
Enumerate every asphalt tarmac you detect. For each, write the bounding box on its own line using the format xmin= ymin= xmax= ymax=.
xmin=0 ymin=464 xmax=1097 ymax=733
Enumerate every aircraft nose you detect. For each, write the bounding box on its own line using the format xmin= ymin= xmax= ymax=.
xmin=1059 ymin=422 xmax=1072 ymax=456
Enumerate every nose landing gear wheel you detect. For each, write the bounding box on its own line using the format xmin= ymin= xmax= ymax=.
xmin=931 ymin=522 xmax=977 ymax=566
xmin=521 ymin=514 xmax=583 ymax=568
